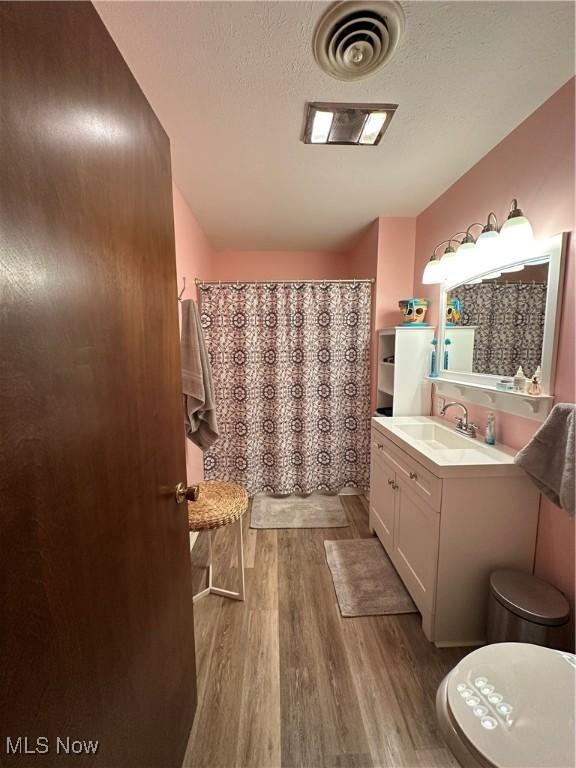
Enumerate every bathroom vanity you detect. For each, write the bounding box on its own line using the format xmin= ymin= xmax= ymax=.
xmin=369 ymin=416 xmax=540 ymax=647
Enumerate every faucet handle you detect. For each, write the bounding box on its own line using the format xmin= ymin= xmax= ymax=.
xmin=453 ymin=416 xmax=464 ymax=428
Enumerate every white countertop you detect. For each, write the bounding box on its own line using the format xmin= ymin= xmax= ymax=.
xmin=372 ymin=416 xmax=525 ymax=478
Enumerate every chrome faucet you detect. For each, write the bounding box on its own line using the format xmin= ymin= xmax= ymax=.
xmin=440 ymin=402 xmax=478 ymax=438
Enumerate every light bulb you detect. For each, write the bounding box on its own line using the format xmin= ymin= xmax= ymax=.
xmin=500 ymin=200 xmax=533 ymax=251
xmin=422 ymin=258 xmax=444 ymax=284
xmin=439 ymin=245 xmax=458 ymax=280
xmin=454 ymin=240 xmax=476 ymax=282
xmin=310 ymin=110 xmax=334 ymax=143
xmin=476 ymin=229 xmax=501 ymax=270
xmin=500 ymin=215 xmax=533 ymax=244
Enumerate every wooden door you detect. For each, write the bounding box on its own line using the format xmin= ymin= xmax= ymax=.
xmin=0 ymin=4 xmax=196 ymax=766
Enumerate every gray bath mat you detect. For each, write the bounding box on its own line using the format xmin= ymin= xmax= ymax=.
xmin=324 ymin=538 xmax=417 ymax=617
xmin=251 ymin=493 xmax=348 ymax=529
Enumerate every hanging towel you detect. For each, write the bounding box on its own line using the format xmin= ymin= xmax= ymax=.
xmin=514 ymin=403 xmax=575 ymax=516
xmin=181 ymin=299 xmax=219 ymax=450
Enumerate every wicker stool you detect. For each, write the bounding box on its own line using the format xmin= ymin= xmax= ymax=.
xmin=188 ymin=480 xmax=248 ymax=603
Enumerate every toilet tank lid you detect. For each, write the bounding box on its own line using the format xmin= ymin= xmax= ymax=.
xmin=490 ymin=569 xmax=570 ymax=625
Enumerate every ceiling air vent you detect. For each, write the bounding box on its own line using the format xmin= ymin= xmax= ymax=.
xmin=313 ymin=1 xmax=405 ymax=81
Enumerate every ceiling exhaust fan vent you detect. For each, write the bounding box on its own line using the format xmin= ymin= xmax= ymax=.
xmin=313 ymin=1 xmax=405 ymax=81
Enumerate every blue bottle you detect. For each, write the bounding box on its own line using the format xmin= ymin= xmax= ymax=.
xmin=444 ymin=338 xmax=452 ymax=370
xmin=430 ymin=338 xmax=439 ymax=378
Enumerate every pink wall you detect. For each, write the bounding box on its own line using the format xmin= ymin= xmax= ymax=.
xmin=208 ymin=250 xmax=352 ymax=281
xmin=375 ymin=218 xmax=417 ymax=329
xmin=413 ymin=78 xmax=575 ymax=618
xmin=348 ymin=222 xmax=379 ymax=279
xmin=173 ymin=183 xmax=213 ymax=484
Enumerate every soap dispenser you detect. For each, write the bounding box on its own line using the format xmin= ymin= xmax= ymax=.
xmin=485 ymin=412 xmax=496 ymax=445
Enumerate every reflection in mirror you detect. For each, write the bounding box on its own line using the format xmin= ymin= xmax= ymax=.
xmin=444 ymin=260 xmax=548 ymax=378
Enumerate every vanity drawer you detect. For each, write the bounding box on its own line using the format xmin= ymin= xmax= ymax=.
xmin=371 ymin=428 xmax=442 ymax=512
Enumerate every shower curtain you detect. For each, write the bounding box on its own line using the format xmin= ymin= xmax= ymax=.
xmin=199 ymin=281 xmax=372 ymax=495
xmin=450 ymin=281 xmax=547 ymax=377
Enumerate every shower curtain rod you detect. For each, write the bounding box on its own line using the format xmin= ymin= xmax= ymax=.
xmin=194 ymin=277 xmax=375 ymax=286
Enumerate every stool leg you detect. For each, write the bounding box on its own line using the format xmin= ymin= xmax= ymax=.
xmin=207 ymin=529 xmax=213 ymax=591
xmin=192 ymin=531 xmax=213 ymax=603
xmin=236 ymin=515 xmax=245 ymax=601
xmin=209 ymin=517 xmax=246 ymax=602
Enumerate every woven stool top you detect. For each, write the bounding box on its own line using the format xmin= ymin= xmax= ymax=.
xmin=187 ymin=480 xmax=248 ymax=532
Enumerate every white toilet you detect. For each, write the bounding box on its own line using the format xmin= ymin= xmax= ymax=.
xmin=436 ymin=642 xmax=575 ymax=768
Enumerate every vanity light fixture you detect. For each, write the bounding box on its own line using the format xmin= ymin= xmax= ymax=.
xmin=422 ymin=239 xmax=457 ymax=284
xmin=439 ymin=234 xmax=466 ymax=274
xmin=421 ymin=199 xmax=533 ymax=284
xmin=500 ymin=199 xmax=534 ymax=247
xmin=302 ymin=102 xmax=397 ymax=145
xmin=455 ymin=226 xmax=481 ymax=257
xmin=476 ymin=212 xmax=500 ymax=253
xmin=453 ymin=224 xmax=484 ymax=280
xmin=422 ymin=253 xmax=444 ymax=284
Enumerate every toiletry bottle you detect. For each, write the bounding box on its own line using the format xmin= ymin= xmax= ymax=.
xmin=528 ymin=370 xmax=542 ymax=396
xmin=513 ymin=366 xmax=526 ymax=392
xmin=443 ymin=338 xmax=451 ymax=370
xmin=430 ymin=339 xmax=438 ymax=378
xmin=485 ymin=412 xmax=496 ymax=445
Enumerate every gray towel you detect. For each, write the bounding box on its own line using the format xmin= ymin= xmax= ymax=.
xmin=181 ymin=299 xmax=219 ymax=450
xmin=514 ymin=403 xmax=575 ymax=516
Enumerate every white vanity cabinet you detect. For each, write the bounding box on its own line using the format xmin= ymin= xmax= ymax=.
xmin=369 ymin=419 xmax=540 ymax=646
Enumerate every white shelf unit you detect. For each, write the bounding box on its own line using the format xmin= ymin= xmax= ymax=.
xmin=376 ymin=327 xmax=435 ymax=416
xmin=427 ymin=376 xmax=554 ymax=422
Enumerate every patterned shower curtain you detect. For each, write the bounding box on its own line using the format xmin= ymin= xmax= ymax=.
xmin=199 ymin=281 xmax=372 ymax=495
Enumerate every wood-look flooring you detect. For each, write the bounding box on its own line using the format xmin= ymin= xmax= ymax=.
xmin=183 ymin=496 xmax=467 ymax=768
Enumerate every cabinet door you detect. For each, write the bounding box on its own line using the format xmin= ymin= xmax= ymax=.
xmin=369 ymin=448 xmax=397 ymax=555
xmin=393 ymin=480 xmax=440 ymax=617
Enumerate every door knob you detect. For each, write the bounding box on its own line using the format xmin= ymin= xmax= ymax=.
xmin=175 ymin=482 xmax=200 ymax=504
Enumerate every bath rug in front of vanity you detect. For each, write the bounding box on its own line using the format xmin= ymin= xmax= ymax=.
xmin=324 ymin=538 xmax=417 ymax=617
xmin=251 ymin=494 xmax=348 ymax=529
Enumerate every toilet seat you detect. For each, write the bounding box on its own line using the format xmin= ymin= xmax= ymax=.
xmin=436 ymin=642 xmax=575 ymax=768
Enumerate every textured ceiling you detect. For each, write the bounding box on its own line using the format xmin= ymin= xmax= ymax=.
xmin=96 ymin=1 xmax=575 ymax=251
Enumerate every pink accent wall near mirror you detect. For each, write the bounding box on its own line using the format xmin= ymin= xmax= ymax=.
xmin=413 ymin=78 xmax=575 ymax=618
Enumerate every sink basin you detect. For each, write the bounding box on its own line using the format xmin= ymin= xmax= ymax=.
xmin=372 ymin=416 xmax=520 ymax=478
xmin=393 ymin=422 xmax=474 ymax=450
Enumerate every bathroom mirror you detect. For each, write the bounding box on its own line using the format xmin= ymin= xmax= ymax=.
xmin=438 ymin=233 xmax=566 ymax=396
